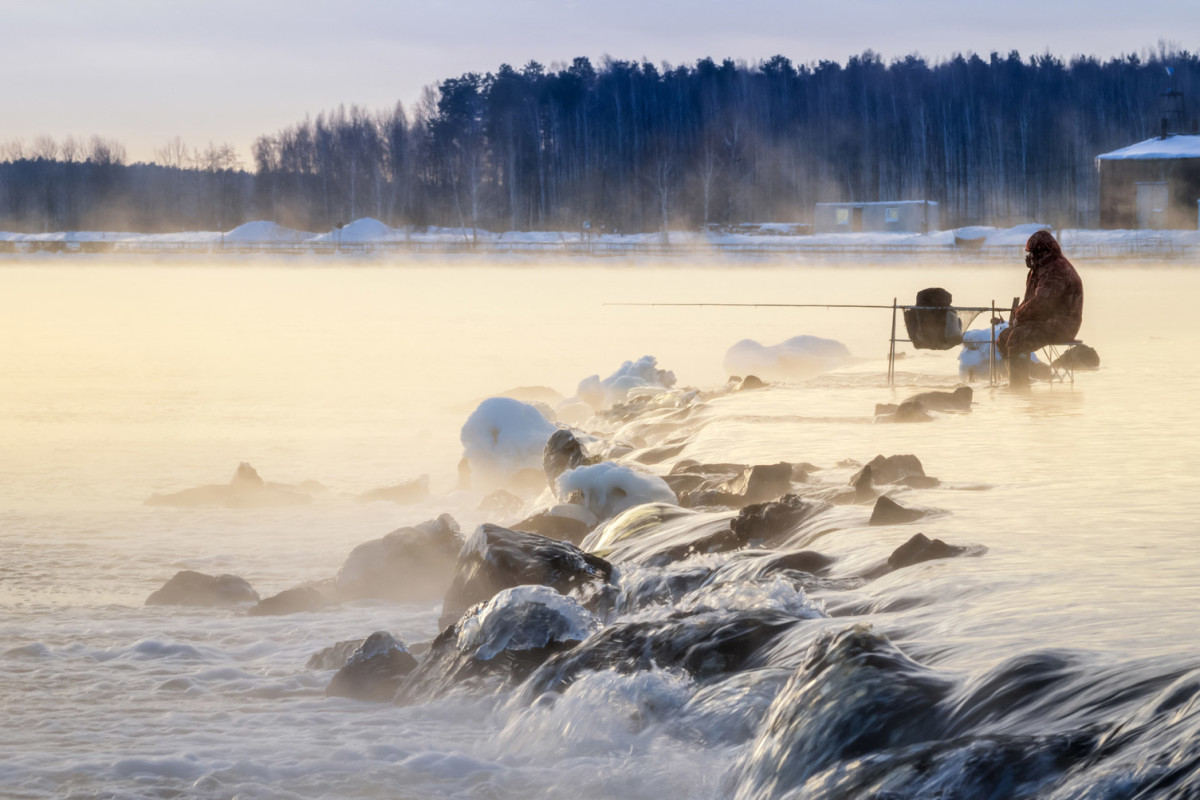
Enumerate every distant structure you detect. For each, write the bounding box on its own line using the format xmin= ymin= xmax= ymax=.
xmin=1096 ymin=69 xmax=1200 ymax=230
xmin=814 ymin=200 xmax=938 ymax=234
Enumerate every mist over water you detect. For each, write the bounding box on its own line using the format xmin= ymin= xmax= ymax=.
xmin=2 ymin=258 xmax=1200 ymax=798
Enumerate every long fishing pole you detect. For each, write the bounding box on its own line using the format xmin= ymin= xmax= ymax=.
xmin=605 ymin=302 xmax=898 ymax=309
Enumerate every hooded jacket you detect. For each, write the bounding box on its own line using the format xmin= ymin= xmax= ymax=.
xmin=1012 ymin=230 xmax=1084 ymax=343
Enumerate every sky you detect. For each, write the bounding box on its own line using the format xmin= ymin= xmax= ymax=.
xmin=3 ymin=0 xmax=1197 ymax=165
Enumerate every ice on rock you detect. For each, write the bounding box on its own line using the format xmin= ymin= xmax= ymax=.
xmin=460 ymin=397 xmax=558 ymax=488
xmin=455 ymin=585 xmax=599 ymax=661
xmin=557 ymin=462 xmax=678 ymax=522
xmin=572 ymin=356 xmax=676 ymax=412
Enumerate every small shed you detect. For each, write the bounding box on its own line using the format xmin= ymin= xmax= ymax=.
xmin=814 ymin=201 xmax=938 ymax=234
xmin=1096 ymin=135 xmax=1200 ymax=229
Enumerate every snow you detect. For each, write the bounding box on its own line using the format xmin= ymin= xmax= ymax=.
xmin=556 ymin=462 xmax=677 ymax=521
xmin=723 ymin=335 xmax=852 ymax=381
xmin=1096 ymin=134 xmax=1200 ymax=160
xmin=1 ymin=219 xmax=1198 ymax=251
xmin=572 ymin=355 xmax=676 ymax=412
xmin=460 ymin=397 xmax=558 ymax=488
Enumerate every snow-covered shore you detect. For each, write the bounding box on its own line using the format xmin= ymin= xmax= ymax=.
xmin=2 ymin=217 xmax=1198 ymax=260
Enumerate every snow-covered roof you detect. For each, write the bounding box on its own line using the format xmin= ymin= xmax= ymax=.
xmin=1096 ymin=135 xmax=1200 ymax=161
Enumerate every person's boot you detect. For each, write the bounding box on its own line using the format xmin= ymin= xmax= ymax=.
xmin=1008 ymin=354 xmax=1031 ymax=389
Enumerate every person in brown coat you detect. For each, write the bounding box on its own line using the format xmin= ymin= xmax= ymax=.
xmin=997 ymin=230 xmax=1084 ymax=387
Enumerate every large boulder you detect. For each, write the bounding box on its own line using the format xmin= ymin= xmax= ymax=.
xmin=401 ymin=585 xmax=599 ymax=702
xmin=439 ymin=524 xmax=613 ymax=630
xmin=146 ymin=570 xmax=259 ymax=606
xmin=326 ymin=632 xmax=418 ymax=702
xmin=307 ymin=638 xmax=366 ymax=670
xmin=680 ymin=462 xmax=795 ymax=508
xmin=850 ymin=455 xmax=929 ymax=487
xmin=335 ymin=514 xmax=463 ymax=603
xmin=731 ymin=494 xmax=827 ymax=545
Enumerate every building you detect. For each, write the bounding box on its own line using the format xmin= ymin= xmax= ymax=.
xmin=813 ymin=200 xmax=938 ymax=234
xmin=1096 ymin=134 xmax=1200 ymax=229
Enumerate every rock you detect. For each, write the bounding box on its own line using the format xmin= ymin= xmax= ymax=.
xmin=146 ymin=570 xmax=259 ymax=606
xmin=543 ymin=428 xmax=588 ymax=486
xmin=853 ymin=465 xmax=877 ymax=502
xmin=145 ymin=462 xmax=312 ymax=508
xmin=335 ymin=514 xmax=463 ymax=603
xmin=893 ymin=399 xmax=934 ymax=423
xmin=887 ymin=533 xmax=968 ymax=570
xmin=477 ymin=489 xmax=524 ymax=517
xmin=730 ymin=494 xmax=825 ymax=545
xmin=326 ymin=632 xmax=418 ymax=702
xmin=904 ymin=386 xmax=973 ymax=412
xmin=439 ymin=524 xmax=613 ymax=630
xmin=357 ymin=475 xmax=430 ymax=505
xmin=512 ymin=503 xmax=598 ymax=545
xmin=401 ymin=586 xmax=598 ymax=702
xmin=521 ymin=607 xmax=804 ymax=702
xmin=737 ymin=374 xmax=766 ymax=391
xmin=875 ymin=403 xmax=900 ymax=416
xmin=850 ymin=455 xmax=927 ymax=487
xmin=869 ymin=496 xmax=930 ymax=526
xmin=248 ymin=585 xmax=330 ymax=616
xmin=307 ymin=638 xmax=365 ymax=670
xmin=1054 ymin=344 xmax=1100 ymax=370
xmin=673 ymin=462 xmax=795 ymax=509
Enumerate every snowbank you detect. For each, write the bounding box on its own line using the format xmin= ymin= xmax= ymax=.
xmin=557 ymin=462 xmax=677 ymax=521
xmin=313 ymin=218 xmax=402 ymax=242
xmin=723 ymin=335 xmax=852 ymax=381
xmin=222 ymin=220 xmax=314 ymax=242
xmin=460 ymin=397 xmax=557 ymax=488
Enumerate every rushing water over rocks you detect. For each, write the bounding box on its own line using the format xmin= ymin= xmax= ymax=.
xmin=2 ymin=261 xmax=1200 ymax=799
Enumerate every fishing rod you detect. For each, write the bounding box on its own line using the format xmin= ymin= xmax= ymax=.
xmin=605 ymin=302 xmax=899 ymax=309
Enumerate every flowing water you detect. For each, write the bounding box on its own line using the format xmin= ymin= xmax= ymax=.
xmin=2 ymin=258 xmax=1199 ymax=799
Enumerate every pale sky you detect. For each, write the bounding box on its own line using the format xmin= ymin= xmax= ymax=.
xmin=3 ymin=0 xmax=1196 ymax=165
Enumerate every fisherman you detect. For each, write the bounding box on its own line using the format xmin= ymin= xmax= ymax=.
xmin=996 ymin=230 xmax=1084 ymax=388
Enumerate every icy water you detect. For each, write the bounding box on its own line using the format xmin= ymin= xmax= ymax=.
xmin=2 ymin=259 xmax=1200 ymax=799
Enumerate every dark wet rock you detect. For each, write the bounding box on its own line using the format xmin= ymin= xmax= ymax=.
xmin=248 ymin=585 xmax=331 ymax=616
xmin=906 ymin=385 xmax=973 ymax=412
xmin=145 ymin=462 xmax=312 ymax=508
xmin=146 ymin=570 xmax=259 ymax=606
xmin=326 ymin=632 xmax=418 ymax=702
xmin=673 ymin=462 xmax=795 ymax=509
xmin=307 ymin=638 xmax=365 ymax=670
xmin=850 ymin=454 xmax=927 ymax=486
xmin=477 ymin=489 xmax=524 ymax=517
xmin=730 ymin=626 xmax=953 ymax=800
xmin=736 ymin=374 xmax=766 ymax=391
xmin=613 ymin=566 xmax=716 ymax=615
xmin=888 ymin=532 xmax=968 ymax=570
xmin=543 ymin=428 xmax=587 ymax=487
xmin=439 ymin=524 xmax=613 ymax=630
xmin=869 ymin=495 xmax=931 ymax=526
xmin=335 ymin=514 xmax=463 ymax=603
xmin=764 ymin=550 xmax=837 ymax=576
xmin=402 ymin=585 xmax=598 ymax=702
xmin=521 ymin=608 xmax=804 ymax=702
xmin=512 ymin=503 xmax=598 ymax=545
xmin=357 ymin=475 xmax=430 ymax=505
xmin=731 ymin=494 xmax=827 ymax=546
xmin=1054 ymin=343 xmax=1100 ymax=370
xmin=853 ymin=465 xmax=877 ymax=502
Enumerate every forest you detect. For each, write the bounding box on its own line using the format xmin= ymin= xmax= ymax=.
xmin=1 ymin=47 xmax=1197 ymax=234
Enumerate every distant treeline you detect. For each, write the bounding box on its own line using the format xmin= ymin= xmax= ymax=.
xmin=2 ymin=48 xmax=1197 ymax=233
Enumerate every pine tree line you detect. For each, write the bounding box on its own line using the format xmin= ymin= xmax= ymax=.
xmin=2 ymin=48 xmax=1196 ymax=234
